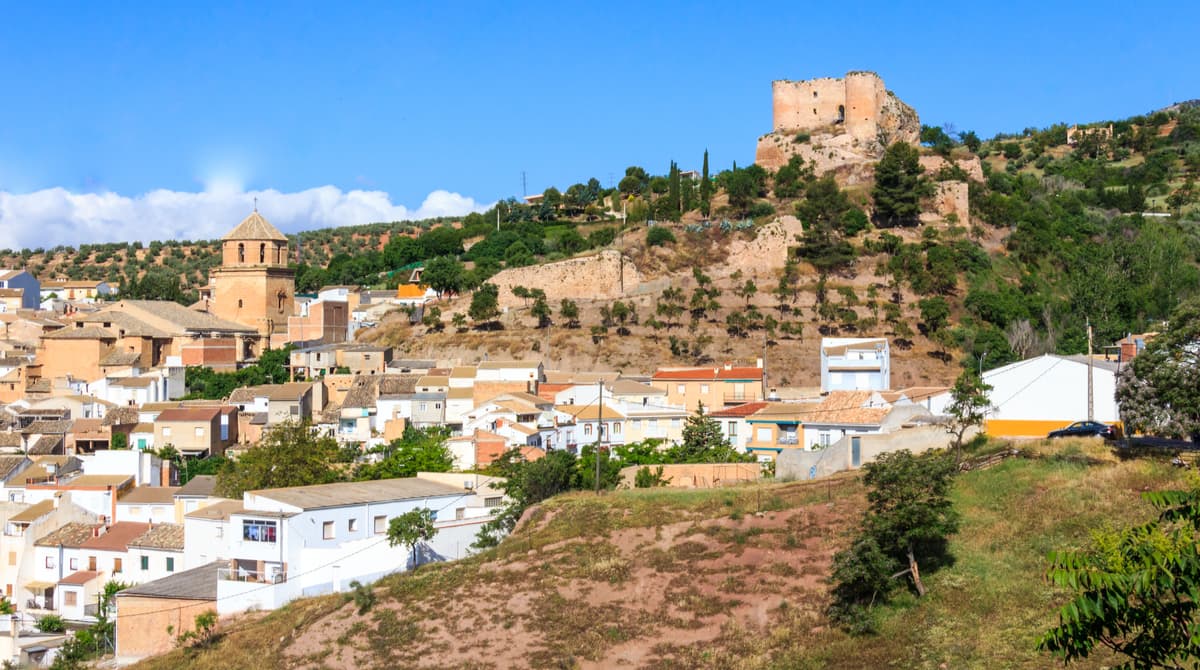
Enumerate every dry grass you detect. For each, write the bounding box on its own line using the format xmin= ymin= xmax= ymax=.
xmin=133 ymin=446 xmax=1183 ymax=669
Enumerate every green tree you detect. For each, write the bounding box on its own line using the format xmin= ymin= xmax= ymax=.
xmin=531 ymin=294 xmax=552 ymax=328
xmin=672 ymin=403 xmax=746 ymax=463
xmin=357 ymin=426 xmax=454 ymax=480
xmin=215 ymin=420 xmax=343 ymax=498
xmin=918 ymin=296 xmax=951 ymax=333
xmin=1039 ymin=485 xmax=1200 ymax=667
xmin=828 ymin=450 xmax=959 ymax=630
xmin=387 ymin=508 xmax=438 ymax=569
xmin=945 ymin=371 xmax=992 ymax=462
xmin=559 ymin=298 xmax=580 ymax=329
xmin=1116 ymin=298 xmax=1200 ymax=439
xmin=422 ymin=256 xmax=465 ymax=297
xmin=469 ymin=283 xmax=501 ymax=327
xmin=474 ymin=449 xmax=580 ymax=549
xmin=700 ymin=149 xmax=713 ymax=216
xmin=872 ymin=142 xmax=932 ymax=228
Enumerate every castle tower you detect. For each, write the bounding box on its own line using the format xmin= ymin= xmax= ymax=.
xmin=843 ymin=72 xmax=884 ymax=142
xmin=209 ymin=211 xmax=295 ymax=343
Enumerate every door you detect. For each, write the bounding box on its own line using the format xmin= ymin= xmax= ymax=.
xmin=851 ymin=437 xmax=862 ymax=467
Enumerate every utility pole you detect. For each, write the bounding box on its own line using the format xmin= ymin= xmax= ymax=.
xmin=595 ymin=380 xmax=603 ymax=494
xmin=979 ymin=351 xmax=988 ymax=378
xmin=1087 ymin=319 xmax=1094 ymax=422
xmin=496 ymin=207 xmax=500 ymax=233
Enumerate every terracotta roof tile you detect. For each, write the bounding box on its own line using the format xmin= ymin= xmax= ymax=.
xmin=128 ymin=523 xmax=184 ymax=551
xmin=222 ymin=211 xmax=287 ymax=241
xmin=80 ymin=521 xmax=151 ymax=552
xmin=59 ymin=570 xmax=103 ymax=586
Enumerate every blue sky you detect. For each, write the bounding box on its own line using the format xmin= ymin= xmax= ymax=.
xmin=1 ymin=1 xmax=1197 ymax=246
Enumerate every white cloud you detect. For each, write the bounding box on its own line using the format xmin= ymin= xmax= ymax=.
xmin=0 ymin=185 xmax=491 ymax=250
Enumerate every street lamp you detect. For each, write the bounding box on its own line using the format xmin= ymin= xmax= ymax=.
xmin=978 ymin=351 xmax=988 ymax=378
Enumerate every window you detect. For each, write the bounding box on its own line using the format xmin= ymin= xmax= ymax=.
xmin=215 ymin=527 xmax=223 ymax=538
xmin=237 ymin=299 xmax=243 ymax=308
xmin=700 ymin=384 xmax=709 ymax=394
xmin=613 ymin=422 xmax=621 ymax=434
xmin=162 ymin=426 xmax=172 ymax=438
xmin=671 ymin=418 xmax=681 ymax=429
xmin=195 ymin=427 xmax=204 ymax=438
xmin=418 ymin=402 xmax=427 ymax=412
xmin=455 ymin=508 xmax=465 ymax=521
xmin=237 ymin=243 xmax=245 ymax=263
xmin=259 ymin=243 xmax=266 ymax=263
xmin=44 ymin=556 xmax=54 ymax=569
xmin=322 ymin=521 xmax=335 ymax=540
xmin=484 ymin=496 xmax=503 ymax=508
xmin=140 ymin=556 xmax=149 ymax=571
xmin=348 ymin=518 xmax=358 ymax=533
xmin=290 ymin=405 xmax=299 ymax=416
xmin=242 ymin=519 xmax=278 ymax=543
xmin=113 ymin=558 xmax=123 ymax=573
xmin=5 ymin=552 xmax=13 ymax=567
xmin=129 ymin=506 xmax=142 ymax=517
xmin=64 ymin=591 xmax=77 ymax=607
xmin=676 ymin=385 xmax=685 ymax=395
xmin=166 ymin=557 xmax=175 ymax=572
xmin=435 ymin=402 xmax=441 ymax=409
xmin=728 ymin=422 xmax=738 ymax=438
xmin=88 ymin=556 xmax=97 ymax=571
xmin=373 ymin=515 xmax=387 ymax=535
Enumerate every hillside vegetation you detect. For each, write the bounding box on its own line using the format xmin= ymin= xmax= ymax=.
xmin=8 ymin=105 xmax=1199 ymax=381
xmin=132 ymin=440 xmax=1186 ymax=669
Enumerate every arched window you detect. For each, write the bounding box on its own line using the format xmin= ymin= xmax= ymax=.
xmin=584 ymin=424 xmax=592 ymax=437
xmin=237 ymin=244 xmax=245 ymax=263
xmin=837 ymin=105 xmax=845 ymax=124
xmin=237 ymin=299 xmax=243 ymax=308
xmin=259 ymin=244 xmax=266 ymax=263
xmin=277 ymin=289 xmax=286 ymax=310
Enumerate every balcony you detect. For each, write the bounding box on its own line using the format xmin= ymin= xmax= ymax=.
xmin=218 ymin=567 xmax=286 ymax=584
xmin=826 ymin=358 xmax=884 ymax=371
xmin=778 ymin=434 xmax=799 ymax=446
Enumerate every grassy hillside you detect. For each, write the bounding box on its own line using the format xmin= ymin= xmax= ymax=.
xmin=133 ymin=440 xmax=1186 ymax=670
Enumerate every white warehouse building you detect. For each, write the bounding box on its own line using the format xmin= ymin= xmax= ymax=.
xmin=979 ymin=354 xmax=1121 ymax=438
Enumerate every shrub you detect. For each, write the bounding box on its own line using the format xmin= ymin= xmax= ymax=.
xmin=747 ymin=201 xmax=776 ymax=219
xmin=647 ymin=226 xmax=676 ymax=247
xmin=794 ymin=132 xmax=811 ymax=144
xmin=36 ymin=614 xmax=66 ymax=633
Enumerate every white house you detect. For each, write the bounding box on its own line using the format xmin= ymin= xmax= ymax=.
xmin=820 ymin=337 xmax=890 ymax=392
xmin=182 ymin=475 xmax=502 ymax=614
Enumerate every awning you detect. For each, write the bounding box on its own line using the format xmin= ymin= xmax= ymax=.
xmin=23 ymin=581 xmax=54 ymax=591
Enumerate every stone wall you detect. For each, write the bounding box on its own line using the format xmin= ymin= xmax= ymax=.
xmin=769 ymin=72 xmax=918 ymax=145
xmin=488 ymin=250 xmax=643 ymax=310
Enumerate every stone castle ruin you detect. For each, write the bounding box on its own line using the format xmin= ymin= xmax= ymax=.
xmin=756 ymin=71 xmax=973 ymax=225
xmin=771 ymin=71 xmax=919 ymax=146
xmin=755 ymin=71 xmax=919 ymax=175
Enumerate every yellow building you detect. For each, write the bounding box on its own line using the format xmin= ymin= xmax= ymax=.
xmin=208 ymin=211 xmax=295 ymax=346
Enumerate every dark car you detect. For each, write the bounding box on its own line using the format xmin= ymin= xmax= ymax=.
xmin=1048 ymin=421 xmax=1116 ymax=439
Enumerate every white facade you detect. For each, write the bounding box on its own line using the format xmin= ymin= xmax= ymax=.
xmin=982 ymin=354 xmax=1120 ymax=427
xmin=820 ymin=337 xmax=891 ymax=392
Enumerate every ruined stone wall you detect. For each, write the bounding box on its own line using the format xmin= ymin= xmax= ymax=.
xmin=772 ymin=77 xmax=847 ymax=132
xmin=489 ymin=250 xmax=643 ymax=310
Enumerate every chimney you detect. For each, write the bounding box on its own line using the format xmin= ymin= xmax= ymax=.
xmin=723 ymin=362 xmax=732 ymax=371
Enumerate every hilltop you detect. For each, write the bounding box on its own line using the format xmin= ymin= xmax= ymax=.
xmin=7 ymin=93 xmax=1200 ymax=386
xmin=131 ymin=440 xmax=1186 ymax=669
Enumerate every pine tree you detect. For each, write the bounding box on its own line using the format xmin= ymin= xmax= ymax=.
xmin=871 ymin=142 xmax=931 ymax=228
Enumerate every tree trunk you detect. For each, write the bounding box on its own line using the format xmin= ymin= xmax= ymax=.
xmin=907 ymin=545 xmax=926 ymax=597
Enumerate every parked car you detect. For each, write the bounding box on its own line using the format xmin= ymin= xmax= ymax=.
xmin=1047 ymin=421 xmax=1116 ymax=439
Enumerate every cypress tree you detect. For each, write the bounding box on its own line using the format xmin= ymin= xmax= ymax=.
xmin=700 ymin=150 xmax=712 ymax=216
